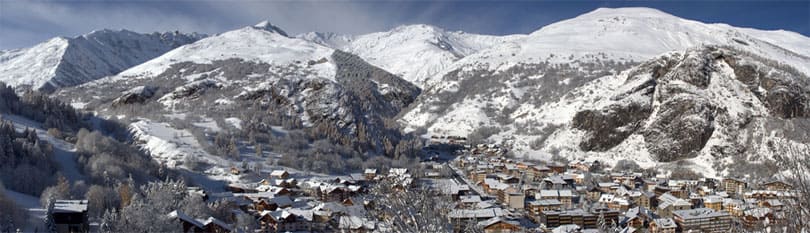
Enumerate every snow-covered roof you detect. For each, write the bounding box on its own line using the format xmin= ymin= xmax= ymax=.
xmin=448 ymin=208 xmax=505 ymax=219
xmin=673 ymin=208 xmax=730 ymax=220
xmin=270 ymin=170 xmax=289 ymax=176
xmin=53 ymin=200 xmax=88 ymax=213
xmin=168 ymin=210 xmax=204 ymax=228
xmin=652 ymin=218 xmax=676 ymax=228
xmin=478 ymin=217 xmax=520 ymax=228
xmin=200 ymin=217 xmax=233 ymax=231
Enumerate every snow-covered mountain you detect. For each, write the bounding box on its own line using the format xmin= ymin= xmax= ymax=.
xmin=16 ymin=7 xmax=808 ymax=178
xmin=300 ymin=24 xmax=524 ymax=88
xmin=0 ymin=29 xmax=204 ymax=91
xmin=399 ymin=7 xmax=810 ymax=176
xmin=295 ymin=32 xmax=354 ymax=49
xmin=59 ymin=21 xmax=420 ymax=173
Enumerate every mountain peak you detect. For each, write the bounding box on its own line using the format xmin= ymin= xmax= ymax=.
xmin=580 ymin=7 xmax=676 ymax=19
xmin=252 ymin=20 xmax=289 ymax=37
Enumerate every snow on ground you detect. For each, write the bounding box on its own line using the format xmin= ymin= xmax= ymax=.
xmin=192 ymin=118 xmax=221 ymax=132
xmin=0 ymin=114 xmax=85 ymax=182
xmin=3 ymin=188 xmax=47 ymax=231
xmin=70 ymin=101 xmax=88 ymax=110
xmin=342 ymin=24 xmax=524 ymax=88
xmin=129 ymin=119 xmax=211 ymax=166
xmin=116 ymin=23 xmax=335 ymax=82
xmin=225 ymin=117 xmax=242 ymax=130
xmin=0 ymin=38 xmax=69 ymax=89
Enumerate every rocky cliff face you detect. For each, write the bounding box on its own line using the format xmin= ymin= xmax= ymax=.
xmin=568 ymin=46 xmax=810 ymax=172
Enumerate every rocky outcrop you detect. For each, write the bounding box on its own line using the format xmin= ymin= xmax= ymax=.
xmin=112 ymin=86 xmax=157 ymax=106
xmin=572 ymin=46 xmax=809 ymax=162
xmin=572 ymin=101 xmax=652 ymax=151
xmin=722 ymin=54 xmax=810 ymax=118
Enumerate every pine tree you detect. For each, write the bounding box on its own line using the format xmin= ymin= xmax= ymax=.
xmin=44 ymin=197 xmax=56 ymax=233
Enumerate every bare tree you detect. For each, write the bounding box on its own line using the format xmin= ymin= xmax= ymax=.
xmin=365 ymin=179 xmax=454 ymax=232
xmin=773 ymin=143 xmax=810 ymax=232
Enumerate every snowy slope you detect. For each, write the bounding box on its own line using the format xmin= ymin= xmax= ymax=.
xmin=403 ymin=7 xmax=810 ymax=136
xmin=116 ymin=21 xmax=335 ymax=81
xmin=0 ymin=114 xmax=85 ymax=182
xmin=0 ymin=29 xmax=203 ymax=91
xmin=302 ymin=24 xmax=524 ymax=88
xmin=296 ymin=32 xmax=355 ymax=49
xmin=399 ymin=7 xmax=810 ymax=177
xmin=62 ymin=20 xmax=421 ymax=187
xmin=421 ymin=7 xmax=810 ymax=89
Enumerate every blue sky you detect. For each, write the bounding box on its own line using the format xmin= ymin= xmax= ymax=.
xmin=1 ymin=0 xmax=808 ymax=50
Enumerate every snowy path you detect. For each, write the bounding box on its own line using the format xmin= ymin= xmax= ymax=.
xmin=0 ymin=114 xmax=85 ymax=181
xmin=3 ymin=188 xmax=47 ymax=231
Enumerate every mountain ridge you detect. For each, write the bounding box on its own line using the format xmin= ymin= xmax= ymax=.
xmin=0 ymin=29 xmax=205 ymax=91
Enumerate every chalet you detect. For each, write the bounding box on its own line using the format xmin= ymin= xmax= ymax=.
xmin=495 ymin=173 xmax=520 ymax=184
xmin=656 ymin=193 xmax=691 ymax=218
xmin=703 ymin=195 xmax=724 ymax=211
xmin=597 ymin=182 xmax=619 ymax=193
xmin=528 ymin=199 xmax=562 ymax=218
xmin=623 ymin=191 xmax=653 ymax=210
xmin=598 ymin=194 xmax=630 ymax=212
xmin=471 ymin=170 xmax=488 ymax=183
xmin=761 ymin=199 xmax=784 ymax=212
xmin=761 ymin=180 xmax=792 ymax=192
xmin=569 ymin=159 xmax=600 ymax=172
xmin=722 ymin=177 xmax=747 ymax=197
xmin=505 ymin=191 xmax=525 ymax=209
xmin=543 ymin=174 xmax=575 ymax=189
xmin=539 ymin=209 xmax=597 ymax=229
xmin=459 ymin=195 xmax=483 ymax=209
xmin=200 ymin=217 xmax=233 ymax=233
xmin=478 ymin=217 xmax=522 ymax=233
xmin=530 ymin=165 xmax=551 ymax=181
xmin=450 ymin=208 xmax=507 ymax=231
xmin=537 ymin=189 xmax=575 ymax=208
xmin=548 ymin=162 xmax=567 ymax=174
xmin=620 ymin=207 xmax=654 ymax=229
xmin=516 ymin=161 xmax=535 ymax=171
xmin=672 ymin=208 xmax=732 ymax=232
xmin=744 ymin=190 xmax=795 ymax=201
xmin=743 ymin=208 xmax=774 ymax=228
xmin=270 ymin=170 xmax=290 ymax=179
xmin=723 ymin=198 xmax=745 ymax=217
xmin=363 ymin=169 xmax=377 ymax=180
xmin=586 ymin=187 xmax=602 ymax=202
xmin=649 ymin=218 xmax=676 ymax=233
xmin=168 ymin=210 xmax=204 ymax=233
xmin=52 ymin=200 xmax=89 ymax=233
xmin=320 ymin=186 xmax=351 ymax=202
xmin=610 ymin=172 xmax=642 ymax=187
xmin=258 ymin=210 xmax=311 ymax=233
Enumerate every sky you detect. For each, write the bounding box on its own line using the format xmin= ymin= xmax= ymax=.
xmin=0 ymin=0 xmax=808 ymax=50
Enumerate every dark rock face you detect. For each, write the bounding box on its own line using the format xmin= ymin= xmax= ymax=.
xmin=723 ymin=55 xmax=810 ymax=118
xmin=572 ymin=102 xmax=652 ymax=151
xmin=571 ymin=46 xmax=809 ymax=162
xmin=642 ymin=96 xmax=715 ymax=162
xmin=112 ymin=86 xmax=157 ymax=106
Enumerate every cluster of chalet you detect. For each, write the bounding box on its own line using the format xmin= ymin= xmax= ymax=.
xmin=441 ymin=143 xmax=799 ymax=233
xmin=208 ymin=168 xmax=414 ymax=232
